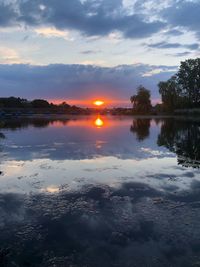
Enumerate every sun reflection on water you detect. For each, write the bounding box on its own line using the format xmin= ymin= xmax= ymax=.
xmin=94 ymin=116 xmax=104 ymax=128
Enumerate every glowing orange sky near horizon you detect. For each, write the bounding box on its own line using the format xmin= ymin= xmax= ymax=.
xmin=48 ymin=98 xmax=131 ymax=107
xmin=48 ymin=98 xmax=161 ymax=107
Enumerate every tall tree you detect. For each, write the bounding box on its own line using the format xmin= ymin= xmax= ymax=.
xmin=158 ymin=75 xmax=181 ymax=112
xmin=177 ymin=58 xmax=200 ymax=107
xmin=159 ymin=58 xmax=200 ymax=110
xmin=130 ymin=86 xmax=152 ymax=114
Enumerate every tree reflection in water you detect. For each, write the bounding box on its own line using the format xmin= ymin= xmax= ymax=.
xmin=157 ymin=118 xmax=200 ymax=168
xmin=0 ymin=127 xmax=5 ymax=176
xmin=0 ymin=132 xmax=5 ymax=139
xmin=130 ymin=119 xmax=151 ymax=141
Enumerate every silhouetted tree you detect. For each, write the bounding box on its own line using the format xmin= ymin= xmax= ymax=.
xmin=59 ymin=102 xmax=70 ymax=108
xmin=0 ymin=97 xmax=29 ymax=108
xmin=130 ymin=86 xmax=152 ymax=114
xmin=158 ymin=76 xmax=181 ymax=112
xmin=31 ymin=99 xmax=50 ymax=108
xmin=0 ymin=97 xmax=91 ymax=115
xmin=153 ymin=103 xmax=164 ymax=114
xmin=159 ymin=58 xmax=200 ymax=110
xmin=177 ymin=58 xmax=200 ymax=107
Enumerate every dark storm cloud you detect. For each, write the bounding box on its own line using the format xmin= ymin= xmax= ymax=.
xmin=20 ymin=0 xmax=164 ymax=38
xmin=0 ymin=0 xmax=200 ymax=42
xmin=0 ymin=63 xmax=176 ymax=101
xmin=148 ymin=41 xmax=199 ymax=50
xmin=0 ymin=0 xmax=164 ymax=39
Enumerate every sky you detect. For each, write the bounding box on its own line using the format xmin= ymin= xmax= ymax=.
xmin=0 ymin=0 xmax=200 ymax=106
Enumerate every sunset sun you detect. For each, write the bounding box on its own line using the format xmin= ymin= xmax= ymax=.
xmin=93 ymin=100 xmax=104 ymax=106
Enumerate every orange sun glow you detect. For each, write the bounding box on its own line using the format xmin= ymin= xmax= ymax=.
xmin=93 ymin=100 xmax=104 ymax=106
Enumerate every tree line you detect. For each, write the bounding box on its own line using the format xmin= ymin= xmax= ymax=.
xmin=130 ymin=58 xmax=200 ymax=114
xmin=0 ymin=97 xmax=69 ymax=109
xmin=0 ymin=97 xmax=89 ymax=115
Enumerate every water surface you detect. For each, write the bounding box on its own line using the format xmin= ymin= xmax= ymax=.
xmin=0 ymin=116 xmax=200 ymax=266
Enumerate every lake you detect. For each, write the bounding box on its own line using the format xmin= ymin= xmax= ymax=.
xmin=0 ymin=116 xmax=200 ymax=267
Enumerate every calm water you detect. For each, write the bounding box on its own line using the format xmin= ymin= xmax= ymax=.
xmin=0 ymin=116 xmax=200 ymax=266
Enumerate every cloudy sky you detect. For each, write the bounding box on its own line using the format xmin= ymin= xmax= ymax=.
xmin=0 ymin=0 xmax=199 ymax=106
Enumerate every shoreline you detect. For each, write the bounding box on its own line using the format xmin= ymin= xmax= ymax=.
xmin=1 ymin=113 xmax=200 ymax=121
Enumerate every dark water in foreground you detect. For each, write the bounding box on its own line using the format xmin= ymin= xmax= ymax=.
xmin=0 ymin=116 xmax=200 ymax=267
